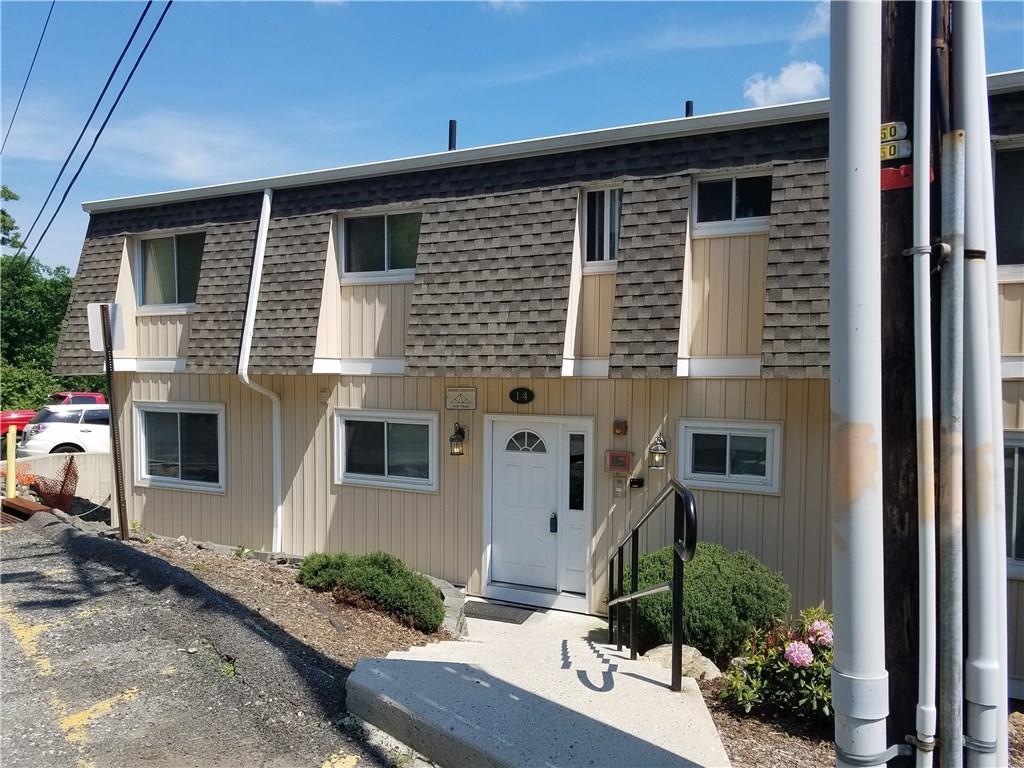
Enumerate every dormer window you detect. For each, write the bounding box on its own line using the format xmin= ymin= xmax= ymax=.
xmin=583 ymin=188 xmax=621 ymax=270
xmin=139 ymin=232 xmax=205 ymax=306
xmin=694 ymin=174 xmax=771 ymax=235
xmin=343 ymin=211 xmax=421 ymax=280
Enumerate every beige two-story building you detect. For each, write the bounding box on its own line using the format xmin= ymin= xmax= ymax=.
xmin=53 ymin=70 xmax=1024 ymax=693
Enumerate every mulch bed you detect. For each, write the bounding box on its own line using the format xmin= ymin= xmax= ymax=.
xmin=699 ymin=678 xmax=835 ymax=768
xmin=135 ymin=538 xmax=444 ymax=670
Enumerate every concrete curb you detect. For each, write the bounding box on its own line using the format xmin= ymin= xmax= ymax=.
xmin=346 ymin=665 xmax=503 ymax=768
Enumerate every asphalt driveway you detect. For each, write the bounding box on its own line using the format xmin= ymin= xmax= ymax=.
xmin=0 ymin=514 xmax=385 ymax=768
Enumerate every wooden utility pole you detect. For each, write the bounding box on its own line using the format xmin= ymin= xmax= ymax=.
xmin=879 ymin=0 xmax=925 ymax=750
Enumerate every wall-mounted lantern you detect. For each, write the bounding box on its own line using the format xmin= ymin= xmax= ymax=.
xmin=450 ymin=422 xmax=466 ymax=456
xmin=648 ymin=433 xmax=669 ymax=471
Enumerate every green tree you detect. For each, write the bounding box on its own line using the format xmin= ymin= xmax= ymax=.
xmin=0 ymin=190 xmax=104 ymax=409
xmin=1 ymin=185 xmax=24 ymax=252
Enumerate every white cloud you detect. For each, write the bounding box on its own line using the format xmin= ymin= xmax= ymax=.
xmin=486 ymin=0 xmax=526 ymax=11
xmin=98 ymin=110 xmax=293 ymax=184
xmin=1 ymin=97 xmax=78 ymax=164
xmin=793 ymin=0 xmax=829 ymax=45
xmin=743 ymin=60 xmax=827 ymax=107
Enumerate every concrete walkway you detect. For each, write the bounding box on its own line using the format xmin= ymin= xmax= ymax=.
xmin=347 ymin=603 xmax=731 ymax=768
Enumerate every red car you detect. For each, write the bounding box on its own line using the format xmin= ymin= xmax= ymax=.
xmin=0 ymin=392 xmax=106 ymax=438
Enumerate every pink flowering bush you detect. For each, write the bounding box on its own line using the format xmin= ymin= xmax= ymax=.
xmin=722 ymin=607 xmax=834 ymax=724
xmin=784 ymin=640 xmax=814 ymax=667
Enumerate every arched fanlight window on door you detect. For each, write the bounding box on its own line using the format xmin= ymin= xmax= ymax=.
xmin=505 ymin=430 xmax=547 ymax=453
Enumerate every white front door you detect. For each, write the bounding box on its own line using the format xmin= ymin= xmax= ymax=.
xmin=490 ymin=422 xmax=560 ymax=590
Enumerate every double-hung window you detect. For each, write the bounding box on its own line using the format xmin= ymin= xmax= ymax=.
xmin=135 ymin=402 xmax=225 ymax=492
xmin=342 ymin=211 xmax=422 ymax=279
xmin=694 ymin=175 xmax=772 ymax=234
xmin=583 ymin=188 xmax=622 ymax=269
xmin=1004 ymin=432 xmax=1024 ymax=575
xmin=678 ymin=419 xmax=781 ymax=493
xmin=335 ymin=409 xmax=437 ymax=491
xmin=139 ymin=233 xmax=205 ymax=306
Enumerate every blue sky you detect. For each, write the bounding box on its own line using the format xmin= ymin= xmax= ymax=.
xmin=2 ymin=0 xmax=1022 ymax=270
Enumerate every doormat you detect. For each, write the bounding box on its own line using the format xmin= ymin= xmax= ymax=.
xmin=464 ymin=601 xmax=534 ymax=625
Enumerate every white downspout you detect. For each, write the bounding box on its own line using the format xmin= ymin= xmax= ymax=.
xmin=238 ymin=188 xmax=283 ymax=553
xmin=829 ymin=3 xmax=890 ymax=767
xmin=954 ymin=3 xmax=1006 ymax=765
xmin=911 ymin=2 xmax=937 ymax=764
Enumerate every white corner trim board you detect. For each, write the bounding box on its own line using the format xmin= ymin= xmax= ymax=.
xmin=1002 ymin=355 xmax=1024 ymax=379
xmin=112 ymin=357 xmax=187 ymax=373
xmin=676 ymin=356 xmax=761 ymax=377
xmin=312 ymin=357 xmax=407 ymax=375
xmin=560 ymin=358 xmax=609 ymax=378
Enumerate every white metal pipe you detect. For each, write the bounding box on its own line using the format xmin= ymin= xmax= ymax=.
xmin=938 ymin=129 xmax=966 ymax=768
xmin=958 ymin=1 xmax=1010 ymax=762
xmin=237 ymin=188 xmax=284 ymax=554
xmin=911 ymin=3 xmax=937 ymax=765
xmin=829 ymin=4 xmax=889 ymax=766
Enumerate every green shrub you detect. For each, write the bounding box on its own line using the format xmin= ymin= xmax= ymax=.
xmin=297 ymin=551 xmax=444 ymax=633
xmin=721 ymin=607 xmax=834 ymax=725
xmin=622 ymin=542 xmax=790 ymax=664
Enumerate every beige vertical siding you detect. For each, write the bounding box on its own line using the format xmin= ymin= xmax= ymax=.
xmin=121 ymin=372 xmax=830 ymax=615
xmin=1000 ymin=282 xmax=1024 ymax=355
xmin=1003 ymin=381 xmax=1024 ymax=429
xmin=116 ymin=372 xmax=274 ymax=550
xmin=688 ymin=234 xmax=767 ymax=357
xmin=331 ymin=282 xmax=414 ymax=358
xmin=135 ymin=315 xmax=191 ymax=358
xmin=575 ymin=272 xmax=616 ymax=359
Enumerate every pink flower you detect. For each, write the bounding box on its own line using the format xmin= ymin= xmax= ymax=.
xmin=807 ymin=619 xmax=833 ymax=648
xmin=785 ymin=640 xmax=814 ymax=668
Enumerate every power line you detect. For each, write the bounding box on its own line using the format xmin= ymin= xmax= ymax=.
xmin=1 ymin=1 xmax=57 ymax=155
xmin=16 ymin=2 xmax=153 ymax=255
xmin=26 ymin=1 xmax=173 ymax=265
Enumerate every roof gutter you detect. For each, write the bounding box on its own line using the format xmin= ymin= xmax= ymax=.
xmin=80 ymin=69 xmax=1022 ymax=215
xmin=237 ymin=188 xmax=283 ymax=554
xmin=81 ymin=98 xmax=828 ymax=213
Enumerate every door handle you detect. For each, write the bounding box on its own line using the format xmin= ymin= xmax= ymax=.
xmin=81 ymin=429 xmax=92 ymax=433
xmin=550 ymin=512 xmax=558 ymax=533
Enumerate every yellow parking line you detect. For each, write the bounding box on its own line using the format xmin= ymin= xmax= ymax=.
xmin=54 ymin=688 xmax=140 ymax=747
xmin=321 ymin=752 xmax=359 ymax=768
xmin=0 ymin=602 xmax=55 ymax=676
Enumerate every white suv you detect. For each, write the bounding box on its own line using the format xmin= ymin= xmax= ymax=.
xmin=17 ymin=405 xmax=111 ymax=457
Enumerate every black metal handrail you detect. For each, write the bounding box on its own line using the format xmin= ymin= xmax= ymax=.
xmin=607 ymin=477 xmax=697 ymax=692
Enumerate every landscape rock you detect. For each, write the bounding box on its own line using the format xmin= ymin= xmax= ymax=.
xmin=641 ymin=644 xmax=721 ymax=681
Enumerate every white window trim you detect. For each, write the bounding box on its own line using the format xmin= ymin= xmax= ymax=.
xmin=581 ymin=187 xmax=622 ymax=272
xmin=1004 ymin=431 xmax=1024 ymax=579
xmin=133 ymin=401 xmax=226 ymax=494
xmin=678 ymin=418 xmax=782 ymax=495
xmin=334 ymin=408 xmax=438 ymax=492
xmin=691 ymin=172 xmax=772 ymax=237
xmin=338 ymin=209 xmax=421 ymax=284
xmin=135 ymin=231 xmax=204 ymax=309
xmin=998 ymin=264 xmax=1024 ymax=283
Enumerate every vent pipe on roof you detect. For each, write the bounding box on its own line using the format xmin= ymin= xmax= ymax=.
xmin=448 ymin=119 xmax=457 ymax=151
xmin=685 ymin=100 xmax=694 ymax=117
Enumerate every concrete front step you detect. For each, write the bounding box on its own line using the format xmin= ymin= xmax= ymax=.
xmin=348 ymin=612 xmax=730 ymax=767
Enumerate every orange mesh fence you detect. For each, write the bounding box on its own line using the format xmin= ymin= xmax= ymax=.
xmin=34 ymin=456 xmax=79 ymax=512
